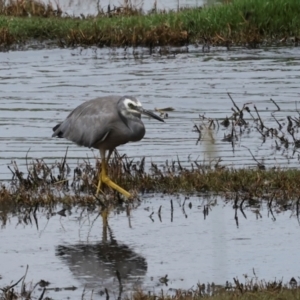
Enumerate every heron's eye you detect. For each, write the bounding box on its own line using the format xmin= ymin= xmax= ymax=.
xmin=128 ymin=103 xmax=135 ymax=109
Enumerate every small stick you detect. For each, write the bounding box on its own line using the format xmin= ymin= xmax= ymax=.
xmin=38 ymin=288 xmax=46 ymax=300
xmin=62 ymin=146 xmax=69 ymax=170
xmin=177 ymin=156 xmax=183 ymax=171
xmin=242 ymin=146 xmax=265 ymax=169
xmin=0 ymin=273 xmax=25 ymax=293
xmin=170 ymin=200 xmax=174 ymax=222
xmin=271 ymin=113 xmax=282 ymax=131
xmin=254 ymin=105 xmax=264 ymax=130
xmin=227 ymin=92 xmax=241 ymax=113
xmin=149 ymin=212 xmax=154 ymax=222
xmin=270 ymin=98 xmax=280 ymax=111
xmin=239 ymin=199 xmax=247 ymax=219
xmin=297 ymin=198 xmax=300 ymax=224
xmin=25 ymin=147 xmax=31 ymax=177
xmin=230 ymin=121 xmax=236 ymax=152
xmin=21 ymin=265 xmax=29 ymax=295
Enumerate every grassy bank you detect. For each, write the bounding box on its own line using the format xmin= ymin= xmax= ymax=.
xmin=2 ymin=153 xmax=300 ymax=210
xmin=0 ymin=0 xmax=299 ymax=48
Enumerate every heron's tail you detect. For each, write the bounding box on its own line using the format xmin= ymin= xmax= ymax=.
xmin=52 ymin=123 xmax=63 ymax=138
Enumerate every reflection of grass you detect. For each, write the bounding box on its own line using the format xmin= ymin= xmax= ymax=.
xmin=1 ymin=272 xmax=299 ymax=299
xmin=0 ymin=0 xmax=299 ymax=47
xmin=129 ymin=278 xmax=300 ymax=300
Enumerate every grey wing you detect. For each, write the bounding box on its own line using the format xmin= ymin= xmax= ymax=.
xmin=52 ymin=96 xmax=120 ymax=148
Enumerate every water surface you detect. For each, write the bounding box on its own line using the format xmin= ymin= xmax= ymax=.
xmin=44 ymin=0 xmax=212 ymax=16
xmin=1 ymin=46 xmax=300 ymax=181
xmin=0 ymin=195 xmax=299 ymax=299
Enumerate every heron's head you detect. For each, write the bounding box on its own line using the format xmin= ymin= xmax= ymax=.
xmin=120 ymin=96 xmax=164 ymax=122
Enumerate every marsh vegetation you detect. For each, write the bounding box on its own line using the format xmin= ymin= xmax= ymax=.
xmin=0 ymin=0 xmax=299 ymax=48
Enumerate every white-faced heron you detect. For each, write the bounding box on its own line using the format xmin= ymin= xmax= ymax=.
xmin=52 ymin=95 xmax=164 ymax=198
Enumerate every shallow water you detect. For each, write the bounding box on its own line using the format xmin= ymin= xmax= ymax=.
xmin=45 ymin=0 xmax=211 ymax=16
xmin=0 ymin=195 xmax=299 ymax=299
xmin=1 ymin=46 xmax=300 ymax=181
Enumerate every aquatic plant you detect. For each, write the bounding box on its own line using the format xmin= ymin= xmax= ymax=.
xmin=2 ymin=149 xmax=300 ymax=210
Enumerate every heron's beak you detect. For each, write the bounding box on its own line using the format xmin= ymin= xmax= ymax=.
xmin=136 ymin=107 xmax=165 ymax=122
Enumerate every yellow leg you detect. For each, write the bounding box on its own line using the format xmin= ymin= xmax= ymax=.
xmin=96 ymin=167 xmax=102 ymax=196
xmin=101 ymin=159 xmax=132 ymax=199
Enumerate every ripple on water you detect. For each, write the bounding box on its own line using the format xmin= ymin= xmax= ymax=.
xmin=1 ymin=47 xmax=300 ymax=180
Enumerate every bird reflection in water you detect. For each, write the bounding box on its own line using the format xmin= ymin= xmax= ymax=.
xmin=56 ymin=216 xmax=147 ymax=296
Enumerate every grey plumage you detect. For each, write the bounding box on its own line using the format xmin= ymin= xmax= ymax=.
xmin=52 ymin=95 xmax=163 ymax=151
xmin=52 ymin=95 xmax=164 ymax=197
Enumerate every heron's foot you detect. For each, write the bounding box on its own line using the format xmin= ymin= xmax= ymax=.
xmin=102 ymin=174 xmax=132 ymax=199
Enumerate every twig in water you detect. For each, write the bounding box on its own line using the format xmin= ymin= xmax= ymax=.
xmin=170 ymin=199 xmax=173 ymax=222
xmin=242 ymin=146 xmax=265 ymax=170
xmin=227 ymin=92 xmax=241 ymax=113
xmin=239 ymin=198 xmax=247 ymax=219
xmin=254 ymin=105 xmax=265 ymax=130
xmin=0 ymin=271 xmax=25 ymax=293
xmin=158 ymin=205 xmax=162 ymax=222
xmin=271 ymin=113 xmax=282 ymax=131
xmin=38 ymin=288 xmax=46 ymax=300
xmin=270 ymin=98 xmax=280 ymax=111
xmin=193 ymin=124 xmax=202 ymax=145
xmin=21 ymin=265 xmax=29 ymax=296
xmin=149 ymin=212 xmax=154 ymax=222
xmin=60 ymin=146 xmax=69 ymax=180
xmin=296 ymin=198 xmax=300 ymax=225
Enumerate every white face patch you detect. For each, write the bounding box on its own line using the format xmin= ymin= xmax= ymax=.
xmin=121 ymin=98 xmax=144 ymax=120
xmin=124 ymin=98 xmax=141 ymax=106
xmin=123 ymin=98 xmax=142 ymax=112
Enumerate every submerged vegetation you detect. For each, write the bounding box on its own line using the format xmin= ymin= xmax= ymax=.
xmin=0 ymin=0 xmax=299 ymax=48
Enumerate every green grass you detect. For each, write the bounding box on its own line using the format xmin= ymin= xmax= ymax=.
xmin=2 ymin=153 xmax=300 ymax=209
xmin=0 ymin=0 xmax=299 ymax=47
xmin=182 ymin=0 xmax=300 ymax=38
